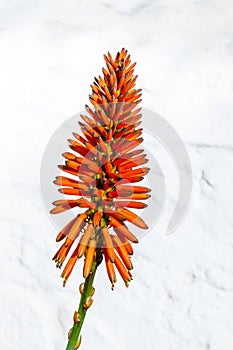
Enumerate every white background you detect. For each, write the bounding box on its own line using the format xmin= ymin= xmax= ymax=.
xmin=1 ymin=1 xmax=233 ymax=349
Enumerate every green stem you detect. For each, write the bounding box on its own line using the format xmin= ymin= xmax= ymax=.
xmin=65 ymin=262 xmax=98 ymax=350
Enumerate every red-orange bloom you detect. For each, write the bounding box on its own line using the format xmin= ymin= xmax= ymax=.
xmin=51 ymin=48 xmax=150 ymax=288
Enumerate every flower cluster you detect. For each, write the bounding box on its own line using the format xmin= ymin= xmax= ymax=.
xmin=51 ymin=48 xmax=150 ymax=289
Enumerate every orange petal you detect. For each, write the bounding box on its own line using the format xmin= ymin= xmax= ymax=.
xmin=119 ymin=138 xmax=143 ymax=154
xmin=103 ymin=249 xmax=117 ymax=285
xmin=116 ymin=185 xmax=151 ymax=194
xmin=94 ymin=124 xmax=108 ymax=139
xmin=58 ymin=165 xmax=80 ymax=177
xmin=112 ymin=236 xmax=133 ymax=270
xmin=108 ymin=189 xmax=132 ymax=199
xmin=53 ymin=176 xmax=89 ymax=190
xmin=107 ymin=210 xmax=126 ymax=221
xmin=118 ymin=167 xmax=150 ymax=179
xmin=85 ymin=104 xmax=101 ymax=123
xmin=76 ymin=198 xmax=96 ymax=208
xmin=116 ymin=194 xmax=150 ymax=201
xmin=68 ymin=212 xmax=88 ymax=241
xmin=56 ymin=217 xmax=77 ymax=242
xmin=120 ymin=237 xmax=134 ymax=255
xmin=101 ymin=227 xmax=115 ymax=262
xmin=114 ymin=254 xmax=131 ymax=286
xmin=124 ymin=128 xmax=142 ymax=141
xmin=50 ymin=200 xmax=79 ymax=214
xmin=117 ymin=156 xmax=148 ymax=172
xmin=68 ymin=140 xmax=88 ymax=157
xmin=98 ymin=108 xmax=110 ymax=125
xmin=77 ymin=224 xmax=94 ymax=258
xmin=61 ymin=244 xmax=80 ymax=286
xmin=110 ymin=217 xmax=138 ymax=243
xmin=118 ymin=73 xmax=125 ymax=90
xmin=112 ymin=138 xmax=128 ymax=153
xmin=115 ymin=201 xmax=147 ymax=209
xmin=119 ymin=176 xmax=144 ymax=184
xmin=58 ymin=188 xmax=84 ymax=196
xmin=125 ymin=62 xmax=137 ymax=75
xmin=79 ymin=174 xmax=96 ymax=185
xmin=118 ymin=208 xmax=148 ymax=229
xmin=93 ymin=211 xmax=102 ymax=226
xmin=72 ymin=131 xmax=88 ymax=146
xmin=62 ymin=152 xmax=77 ymax=161
xmin=71 ymin=154 xmax=99 ymax=172
xmin=83 ymin=239 xmax=96 ymax=278
xmin=66 ymin=160 xmax=82 ymax=171
xmin=130 ymin=193 xmax=151 ymax=200
xmin=104 ymin=160 xmax=112 ymax=174
xmin=53 ymin=238 xmax=74 ymax=268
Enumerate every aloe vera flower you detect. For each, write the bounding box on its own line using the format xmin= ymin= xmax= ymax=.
xmin=51 ymin=48 xmax=150 ymax=291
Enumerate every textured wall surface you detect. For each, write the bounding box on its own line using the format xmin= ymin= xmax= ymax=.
xmin=1 ymin=1 xmax=233 ymax=349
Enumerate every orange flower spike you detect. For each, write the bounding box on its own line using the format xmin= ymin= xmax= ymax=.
xmin=52 ymin=49 xmax=151 ymax=291
xmin=49 ymin=48 xmax=154 ymax=349
xmin=83 ymin=239 xmax=96 ymax=278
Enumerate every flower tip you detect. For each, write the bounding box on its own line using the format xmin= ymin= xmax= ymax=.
xmin=56 ymin=231 xmax=66 ymax=242
xmin=63 ymin=279 xmax=67 ymax=287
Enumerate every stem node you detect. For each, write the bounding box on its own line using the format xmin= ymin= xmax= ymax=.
xmin=65 ymin=260 xmax=98 ymax=350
